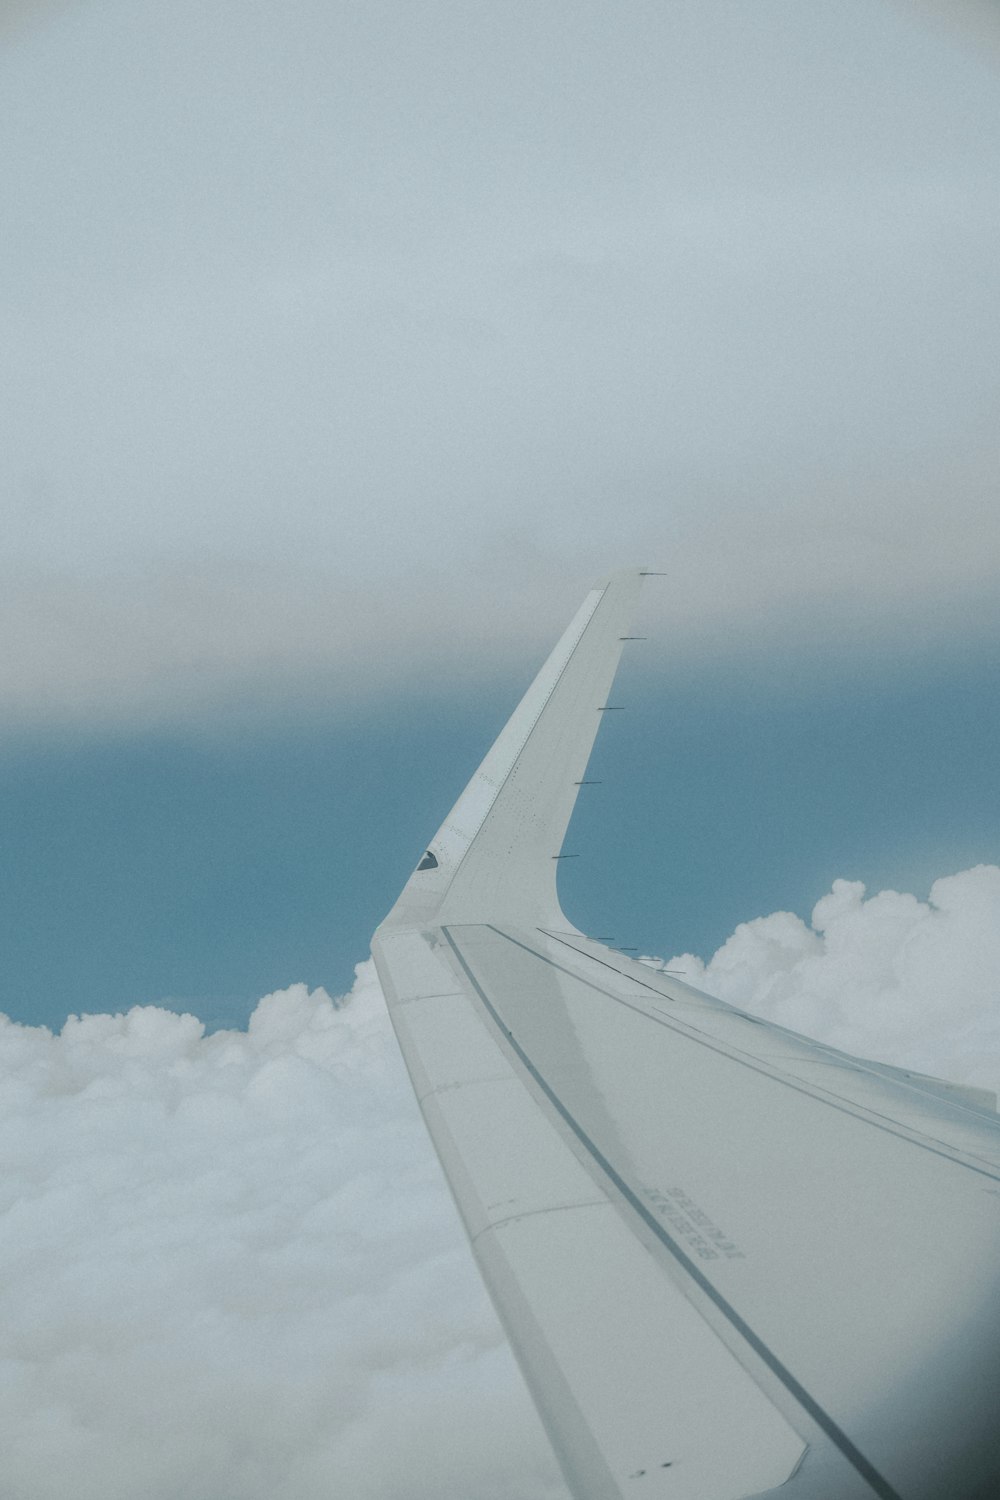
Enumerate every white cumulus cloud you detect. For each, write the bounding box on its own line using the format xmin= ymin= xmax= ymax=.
xmin=0 ymin=967 xmax=566 ymax=1500
xmin=663 ymin=864 xmax=1000 ymax=1093
xmin=2 ymin=866 xmax=998 ymax=1499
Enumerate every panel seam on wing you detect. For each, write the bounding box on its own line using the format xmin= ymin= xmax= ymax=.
xmin=470 ymin=1199 xmax=610 ymax=1243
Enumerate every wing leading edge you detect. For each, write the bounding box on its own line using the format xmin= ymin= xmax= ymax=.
xmin=371 ymin=572 xmax=1000 ymax=1500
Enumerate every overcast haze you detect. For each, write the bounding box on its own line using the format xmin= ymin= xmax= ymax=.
xmin=2 ymin=0 xmax=1000 ymax=727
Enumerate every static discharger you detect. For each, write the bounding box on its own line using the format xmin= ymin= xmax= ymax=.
xmin=551 ymin=853 xmax=581 ymax=859
xmin=597 ymin=705 xmax=625 ymax=711
xmin=574 ymin=779 xmax=603 ymax=785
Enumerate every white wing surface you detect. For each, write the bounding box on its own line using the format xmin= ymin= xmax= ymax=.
xmin=371 ymin=572 xmax=1000 ymax=1500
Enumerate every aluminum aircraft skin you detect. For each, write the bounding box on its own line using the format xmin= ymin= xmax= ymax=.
xmin=370 ymin=572 xmax=1000 ymax=1500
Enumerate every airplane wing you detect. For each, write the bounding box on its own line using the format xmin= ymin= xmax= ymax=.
xmin=371 ymin=571 xmax=1000 ymax=1500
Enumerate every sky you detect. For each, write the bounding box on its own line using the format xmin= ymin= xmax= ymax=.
xmin=1 ymin=0 xmax=999 ymax=1027
xmin=1 ymin=0 xmax=1000 ymax=1494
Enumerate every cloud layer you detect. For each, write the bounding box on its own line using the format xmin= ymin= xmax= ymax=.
xmin=663 ymin=864 xmax=1000 ymax=1093
xmin=2 ymin=865 xmax=998 ymax=1498
xmin=0 ymin=971 xmax=565 ymax=1500
xmin=2 ymin=1 xmax=1000 ymax=728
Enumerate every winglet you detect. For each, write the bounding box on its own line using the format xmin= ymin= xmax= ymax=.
xmin=378 ymin=570 xmax=645 ymax=931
